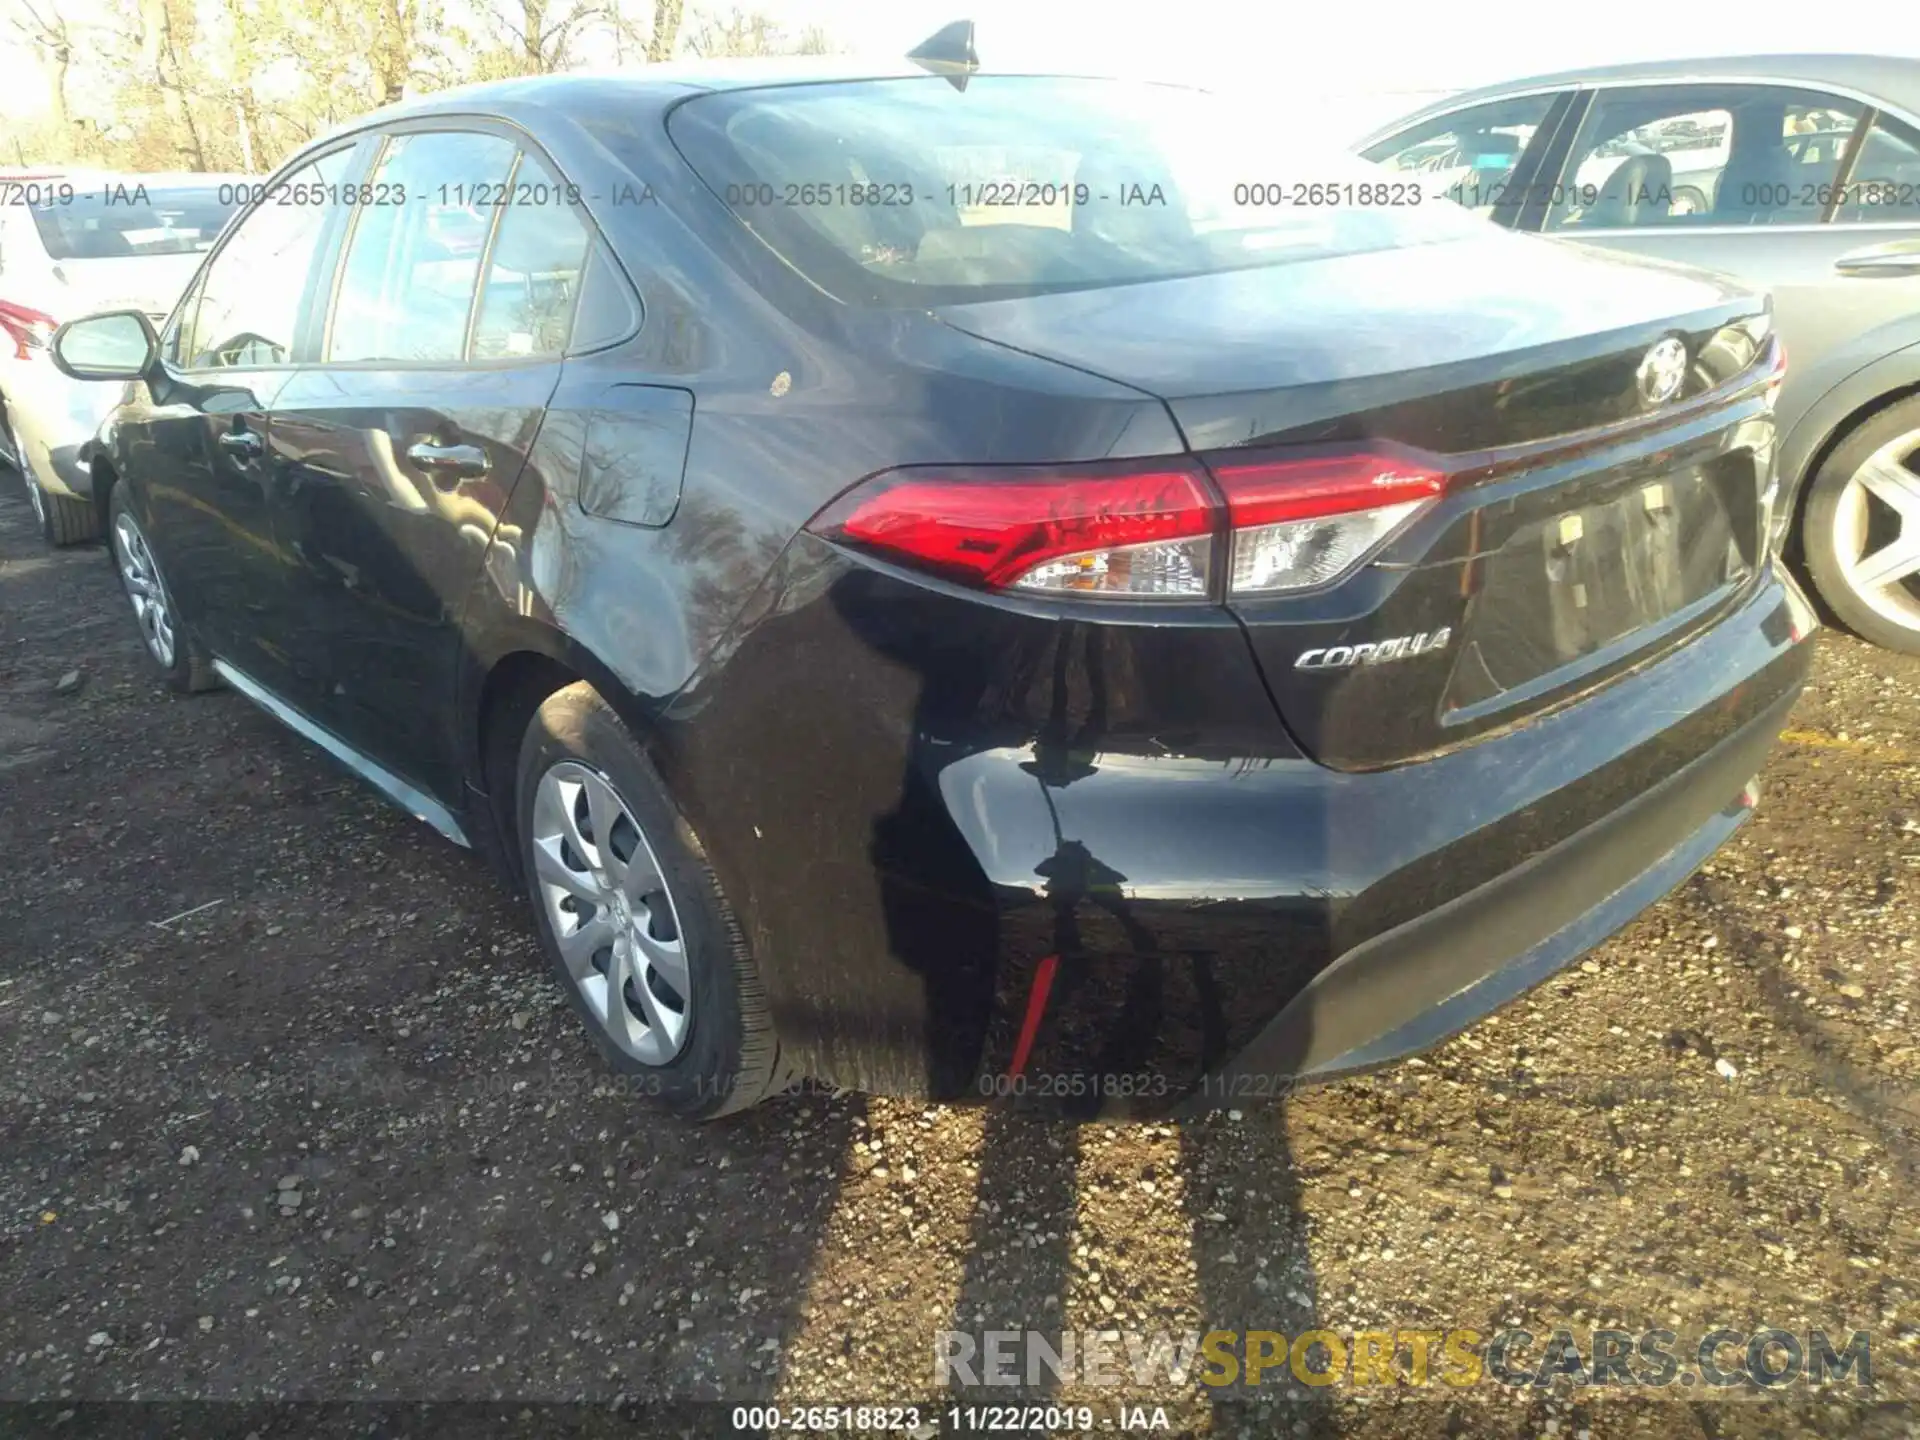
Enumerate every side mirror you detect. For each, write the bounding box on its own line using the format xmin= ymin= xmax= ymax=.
xmin=50 ymin=310 xmax=158 ymax=382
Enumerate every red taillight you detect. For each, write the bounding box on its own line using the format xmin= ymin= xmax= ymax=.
xmin=1209 ymin=445 xmax=1448 ymax=527
xmin=0 ymin=300 xmax=57 ymax=362
xmin=807 ymin=460 xmax=1218 ymax=597
xmin=1210 ymin=445 xmax=1449 ymax=596
xmin=806 ymin=443 xmax=1449 ymax=600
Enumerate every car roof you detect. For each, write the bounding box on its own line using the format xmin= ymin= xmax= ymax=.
xmin=1367 ymin=54 xmax=1920 ymax=142
xmin=353 ymin=57 xmax=951 ymax=121
xmin=300 ymin=61 xmax=1184 ymax=149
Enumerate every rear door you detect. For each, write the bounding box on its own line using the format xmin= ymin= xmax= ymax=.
xmin=1532 ymin=84 xmax=1920 ymax=373
xmin=267 ymin=125 xmax=594 ymax=802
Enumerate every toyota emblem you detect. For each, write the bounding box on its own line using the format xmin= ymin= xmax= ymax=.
xmin=1635 ymin=337 xmax=1689 ymax=407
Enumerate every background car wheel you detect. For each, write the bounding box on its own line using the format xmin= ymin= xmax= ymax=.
xmin=106 ymin=485 xmax=219 ymax=693
xmin=1803 ymin=396 xmax=1920 ymax=655
xmin=1669 ymin=185 xmax=1708 ymax=216
xmin=6 ymin=415 xmax=99 ymax=547
xmin=515 ymin=682 xmax=789 ymax=1118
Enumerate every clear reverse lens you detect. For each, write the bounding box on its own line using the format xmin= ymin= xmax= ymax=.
xmin=1011 ymin=535 xmax=1212 ymax=597
xmin=808 ymin=461 xmax=1217 ymax=594
xmin=1229 ymin=499 xmax=1429 ymax=595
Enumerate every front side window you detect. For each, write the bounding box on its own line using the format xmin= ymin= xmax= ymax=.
xmin=1360 ymin=94 xmax=1562 ymax=218
xmin=179 ymin=150 xmax=351 ymax=369
xmin=326 ymin=130 xmax=518 ymax=363
xmin=1548 ymin=85 xmax=1865 ymax=231
xmin=162 ymin=274 xmax=205 ymax=368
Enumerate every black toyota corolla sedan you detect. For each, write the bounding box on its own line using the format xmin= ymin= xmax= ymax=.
xmin=50 ymin=52 xmax=1815 ymax=1118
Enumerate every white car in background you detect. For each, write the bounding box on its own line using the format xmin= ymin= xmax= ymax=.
xmin=0 ymin=171 xmax=246 ymax=544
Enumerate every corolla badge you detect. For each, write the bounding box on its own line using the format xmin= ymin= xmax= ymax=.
xmin=1294 ymin=627 xmax=1453 ymax=671
xmin=1635 ymin=337 xmax=1689 ymax=407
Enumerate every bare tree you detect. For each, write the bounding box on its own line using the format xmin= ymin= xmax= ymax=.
xmin=9 ymin=0 xmax=76 ymax=132
xmin=645 ymin=0 xmax=682 ymax=61
xmin=4 ymin=0 xmax=834 ymax=172
xmin=136 ymin=0 xmax=211 ymax=169
xmin=682 ymin=4 xmax=831 ymax=58
xmin=366 ymin=0 xmax=437 ymax=103
xmin=473 ymin=0 xmax=607 ymax=76
xmin=605 ymin=0 xmax=686 ymax=64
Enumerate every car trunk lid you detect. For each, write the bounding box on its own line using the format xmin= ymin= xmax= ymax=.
xmin=934 ymin=235 xmax=1778 ymax=770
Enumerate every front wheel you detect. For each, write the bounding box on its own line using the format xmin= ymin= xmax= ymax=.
xmin=107 ymin=485 xmax=219 ymax=692
xmin=515 ymin=682 xmax=789 ymax=1117
xmin=1802 ymin=396 xmax=1920 ymax=655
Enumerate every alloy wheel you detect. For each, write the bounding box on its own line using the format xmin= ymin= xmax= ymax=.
xmin=1831 ymin=427 xmax=1920 ymax=636
xmin=111 ymin=509 xmax=178 ymax=668
xmin=8 ymin=422 xmax=43 ymax=529
xmin=531 ymin=761 xmax=692 ymax=1065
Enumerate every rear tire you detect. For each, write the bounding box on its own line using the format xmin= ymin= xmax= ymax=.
xmin=107 ymin=484 xmax=219 ymax=693
xmin=36 ymin=484 xmax=102 ymax=547
xmin=1802 ymin=395 xmax=1920 ymax=655
xmin=515 ymin=682 xmax=788 ymax=1118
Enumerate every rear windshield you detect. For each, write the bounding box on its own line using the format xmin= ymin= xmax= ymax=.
xmin=663 ymin=76 xmax=1494 ymax=305
xmin=29 ymin=187 xmax=238 ymax=261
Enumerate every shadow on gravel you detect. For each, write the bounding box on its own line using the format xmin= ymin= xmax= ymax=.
xmin=844 ymin=597 xmax=1330 ymax=1433
xmin=934 ymin=1106 xmax=1326 ymax=1432
xmin=0 ymin=482 xmax=867 ymax=1412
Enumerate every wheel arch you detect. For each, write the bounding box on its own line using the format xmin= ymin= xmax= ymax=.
xmin=466 ymin=626 xmax=672 ymax=895
xmin=1778 ymin=339 xmax=1920 ymax=561
xmin=1783 ymin=378 xmax=1920 ymax=570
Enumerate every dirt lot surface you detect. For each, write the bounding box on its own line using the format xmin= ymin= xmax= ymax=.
xmin=4 ymin=471 xmax=1920 ymax=1440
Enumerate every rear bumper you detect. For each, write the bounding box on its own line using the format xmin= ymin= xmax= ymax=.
xmin=1 ymin=368 xmax=117 ymax=498
xmin=944 ymin=567 xmax=1814 ymax=1113
xmin=670 ymin=541 xmax=1814 ymax=1108
xmin=1184 ymin=690 xmax=1780 ymax=1112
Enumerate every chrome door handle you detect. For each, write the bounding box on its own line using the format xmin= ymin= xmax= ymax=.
xmin=1834 ymin=240 xmax=1920 ymax=278
xmin=405 ymin=440 xmax=491 ymax=486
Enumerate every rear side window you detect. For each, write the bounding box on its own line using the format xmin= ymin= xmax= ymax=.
xmin=327 ymin=131 xmax=518 ymax=363
xmin=471 ymin=156 xmax=592 ymax=359
xmin=1546 ymin=85 xmax=1865 ymax=231
xmin=1836 ymin=115 xmax=1920 ymax=221
xmin=1361 ymin=94 xmax=1562 ymax=217
xmin=660 ymin=76 xmax=1494 ymax=306
xmin=28 ymin=186 xmax=239 ymax=260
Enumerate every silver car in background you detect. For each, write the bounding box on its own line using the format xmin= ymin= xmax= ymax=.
xmin=0 ymin=173 xmax=245 ymax=545
xmin=1360 ymin=55 xmax=1920 ymax=653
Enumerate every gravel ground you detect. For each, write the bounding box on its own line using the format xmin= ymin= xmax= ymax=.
xmin=3 ymin=470 xmax=1919 ymax=1440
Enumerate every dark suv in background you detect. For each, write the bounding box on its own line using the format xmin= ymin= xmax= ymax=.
xmin=52 ymin=59 xmax=1814 ymax=1117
